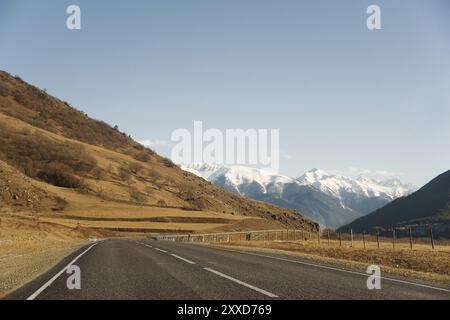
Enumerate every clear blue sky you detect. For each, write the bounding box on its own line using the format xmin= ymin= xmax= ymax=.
xmin=1 ymin=0 xmax=449 ymax=186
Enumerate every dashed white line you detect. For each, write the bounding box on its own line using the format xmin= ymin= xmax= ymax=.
xmin=204 ymin=267 xmax=278 ymax=298
xmin=136 ymin=241 xmax=153 ymax=248
xmin=140 ymin=242 xmax=195 ymax=264
xmin=170 ymin=254 xmax=196 ymax=265
xmin=27 ymin=242 xmax=99 ymax=300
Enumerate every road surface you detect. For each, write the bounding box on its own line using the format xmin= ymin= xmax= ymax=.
xmin=6 ymin=239 xmax=450 ymax=300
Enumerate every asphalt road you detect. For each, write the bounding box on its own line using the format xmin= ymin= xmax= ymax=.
xmin=6 ymin=239 xmax=450 ymax=300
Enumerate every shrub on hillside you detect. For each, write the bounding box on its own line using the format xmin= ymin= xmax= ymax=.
xmin=129 ymin=187 xmax=146 ymax=203
xmin=156 ymin=199 xmax=167 ymax=207
xmin=92 ymin=167 xmax=106 ymax=180
xmin=147 ymin=169 xmax=161 ymax=181
xmin=128 ymin=162 xmax=144 ymax=174
xmin=118 ymin=167 xmax=132 ymax=182
xmin=37 ymin=163 xmax=84 ymax=188
xmin=133 ymin=151 xmax=151 ymax=162
xmin=161 ymin=157 xmax=176 ymax=168
xmin=0 ymin=127 xmax=96 ymax=188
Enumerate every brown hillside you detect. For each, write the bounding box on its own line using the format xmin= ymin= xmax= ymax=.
xmin=0 ymin=70 xmax=318 ymax=233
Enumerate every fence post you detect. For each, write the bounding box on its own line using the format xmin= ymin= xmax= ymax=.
xmin=409 ymin=227 xmax=413 ymax=249
xmin=363 ymin=232 xmax=366 ymax=249
xmin=430 ymin=228 xmax=435 ymax=250
xmin=327 ymin=229 xmax=330 ymax=245
xmin=376 ymin=232 xmax=380 ymax=249
xmin=339 ymin=232 xmax=342 ymax=247
xmin=317 ymin=229 xmax=321 ymax=244
xmin=350 ymin=229 xmax=354 ymax=248
xmin=392 ymin=229 xmax=396 ymax=249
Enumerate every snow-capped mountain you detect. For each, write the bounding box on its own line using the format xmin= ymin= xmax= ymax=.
xmin=297 ymin=168 xmax=412 ymax=200
xmin=183 ymin=164 xmax=293 ymax=195
xmin=296 ymin=168 xmax=414 ymax=214
xmin=183 ymin=164 xmax=415 ymax=228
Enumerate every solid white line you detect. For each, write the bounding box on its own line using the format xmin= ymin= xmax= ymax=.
xmin=154 ymin=248 xmax=167 ymax=253
xmin=204 ymin=267 xmax=278 ymax=298
xmin=170 ymin=254 xmax=196 ymax=265
xmin=26 ymin=242 xmax=99 ymax=300
xmin=208 ymin=246 xmax=450 ymax=294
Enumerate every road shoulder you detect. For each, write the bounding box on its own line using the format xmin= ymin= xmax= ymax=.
xmin=2 ymin=241 xmax=92 ymax=300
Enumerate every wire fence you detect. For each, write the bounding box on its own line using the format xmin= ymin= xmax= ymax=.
xmin=154 ymin=226 xmax=449 ymax=250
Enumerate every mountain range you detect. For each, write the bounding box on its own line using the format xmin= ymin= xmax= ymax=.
xmin=183 ymin=164 xmax=415 ymax=228
xmin=338 ymin=170 xmax=450 ymax=237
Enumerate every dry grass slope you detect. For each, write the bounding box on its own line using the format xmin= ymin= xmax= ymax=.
xmin=0 ymin=70 xmax=319 ymax=232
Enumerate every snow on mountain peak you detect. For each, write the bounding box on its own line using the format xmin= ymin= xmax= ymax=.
xmin=299 ymin=168 xmax=331 ymax=183
xmin=183 ymin=164 xmax=414 ymax=200
xmin=297 ymin=169 xmax=414 ymax=200
xmin=182 ymin=164 xmax=416 ymax=227
xmin=182 ymin=164 xmax=293 ymax=195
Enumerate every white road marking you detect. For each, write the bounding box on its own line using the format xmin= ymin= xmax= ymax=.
xmin=207 ymin=246 xmax=450 ymax=294
xmin=138 ymin=242 xmax=153 ymax=249
xmin=26 ymin=242 xmax=99 ymax=300
xmin=170 ymin=254 xmax=196 ymax=265
xmin=204 ymin=267 xmax=278 ymax=298
xmin=141 ymin=242 xmax=194 ymax=264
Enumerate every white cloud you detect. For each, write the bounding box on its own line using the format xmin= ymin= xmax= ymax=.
xmin=329 ymin=167 xmax=404 ymax=180
xmin=138 ymin=139 xmax=170 ymax=148
xmin=374 ymin=170 xmax=404 ymax=177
